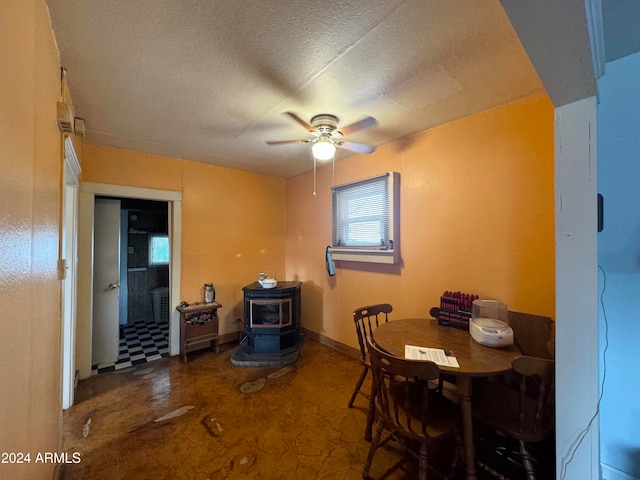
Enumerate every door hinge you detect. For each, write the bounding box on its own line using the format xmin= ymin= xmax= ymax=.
xmin=58 ymin=258 xmax=67 ymax=280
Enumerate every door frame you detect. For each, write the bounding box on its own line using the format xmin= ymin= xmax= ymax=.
xmin=60 ymin=137 xmax=81 ymax=408
xmin=76 ymin=182 xmax=182 ymax=379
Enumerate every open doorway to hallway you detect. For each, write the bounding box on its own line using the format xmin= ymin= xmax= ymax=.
xmin=76 ymin=182 xmax=182 ymax=381
xmin=91 ymin=198 xmax=170 ymax=374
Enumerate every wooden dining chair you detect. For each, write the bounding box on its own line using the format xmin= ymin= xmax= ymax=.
xmin=472 ymin=355 xmax=555 ymax=480
xmin=507 ymin=311 xmax=555 ymax=359
xmin=363 ymin=337 xmax=461 ymax=480
xmin=348 ymin=304 xmax=393 ymax=440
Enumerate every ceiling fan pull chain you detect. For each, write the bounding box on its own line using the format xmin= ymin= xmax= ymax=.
xmin=313 ymin=153 xmax=317 ymax=196
xmin=332 ymin=155 xmax=335 ymax=188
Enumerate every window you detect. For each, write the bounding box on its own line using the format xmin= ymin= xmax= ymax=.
xmin=331 ymin=172 xmax=399 ymax=264
xmin=149 ymin=234 xmax=169 ymax=266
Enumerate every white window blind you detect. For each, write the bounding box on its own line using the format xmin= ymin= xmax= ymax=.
xmin=331 ymin=172 xmax=399 ymax=264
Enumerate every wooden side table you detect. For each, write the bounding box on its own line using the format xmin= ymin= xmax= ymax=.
xmin=176 ymin=302 xmax=222 ymax=362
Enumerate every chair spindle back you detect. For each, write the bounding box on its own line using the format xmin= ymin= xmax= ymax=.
xmin=352 ymin=304 xmax=392 ymax=361
xmin=366 ymin=336 xmax=442 ymax=441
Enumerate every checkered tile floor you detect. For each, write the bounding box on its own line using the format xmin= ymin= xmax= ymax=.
xmin=91 ymin=319 xmax=170 ymax=375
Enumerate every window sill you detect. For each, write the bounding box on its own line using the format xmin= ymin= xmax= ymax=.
xmin=330 ymin=247 xmax=398 ymax=265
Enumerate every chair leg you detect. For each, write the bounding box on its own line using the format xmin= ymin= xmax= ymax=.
xmin=518 ymin=440 xmax=537 ymax=480
xmin=443 ymin=429 xmax=464 ymax=480
xmin=418 ymin=441 xmax=428 ymax=480
xmin=362 ymin=417 xmax=384 ymax=479
xmin=364 ymin=384 xmax=375 ymax=441
xmin=348 ymin=366 xmax=368 ymax=408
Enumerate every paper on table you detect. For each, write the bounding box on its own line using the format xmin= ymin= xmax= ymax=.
xmin=404 ymin=345 xmax=460 ymax=368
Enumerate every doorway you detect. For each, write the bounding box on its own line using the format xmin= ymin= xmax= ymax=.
xmin=76 ymin=183 xmax=182 ymax=380
xmin=92 ymin=197 xmax=171 ymax=374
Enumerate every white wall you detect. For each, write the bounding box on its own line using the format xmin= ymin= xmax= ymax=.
xmin=555 ymin=97 xmax=600 ymax=480
xmin=597 ymin=50 xmax=640 ymax=478
xmin=498 ymin=3 xmax=605 ymax=477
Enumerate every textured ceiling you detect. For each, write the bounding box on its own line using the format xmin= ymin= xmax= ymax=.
xmin=47 ymin=0 xmax=546 ymax=178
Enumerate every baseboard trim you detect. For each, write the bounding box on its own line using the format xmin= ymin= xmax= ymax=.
xmin=602 ymin=463 xmax=640 ymax=480
xmin=217 ymin=327 xmax=360 ymax=361
xmin=219 ymin=332 xmax=241 ymax=345
xmin=299 ymin=328 xmax=360 ymax=360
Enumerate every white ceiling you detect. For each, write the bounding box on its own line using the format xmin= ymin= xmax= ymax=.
xmin=46 ymin=1 xmax=638 ymax=179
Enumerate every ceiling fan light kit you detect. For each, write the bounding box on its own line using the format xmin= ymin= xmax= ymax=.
xmin=311 ymin=137 xmax=336 ymax=161
xmin=266 ymin=112 xmax=377 ymax=160
xmin=266 ymin=111 xmax=378 ymax=194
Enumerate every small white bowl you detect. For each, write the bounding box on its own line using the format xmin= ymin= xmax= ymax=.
xmin=259 ymin=278 xmax=277 ymax=289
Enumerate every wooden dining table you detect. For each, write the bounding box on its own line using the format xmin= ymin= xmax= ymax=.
xmin=373 ymin=318 xmax=521 ymax=480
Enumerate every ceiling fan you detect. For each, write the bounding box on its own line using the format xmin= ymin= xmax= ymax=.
xmin=266 ymin=112 xmax=377 ymax=160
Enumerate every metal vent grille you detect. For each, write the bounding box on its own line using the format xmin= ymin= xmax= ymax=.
xmin=57 ymin=102 xmax=74 ymax=133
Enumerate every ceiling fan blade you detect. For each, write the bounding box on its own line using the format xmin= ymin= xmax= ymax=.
xmin=266 ymin=139 xmax=310 ymax=145
xmin=336 ymin=140 xmax=376 ymax=154
xmin=284 ymin=112 xmax=315 ymax=132
xmin=338 ymin=116 xmax=377 ymax=136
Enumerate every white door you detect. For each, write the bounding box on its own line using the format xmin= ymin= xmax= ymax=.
xmin=92 ymin=198 xmax=121 ymax=366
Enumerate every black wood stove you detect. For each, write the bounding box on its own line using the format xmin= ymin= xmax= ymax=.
xmin=231 ymin=281 xmax=302 ymax=366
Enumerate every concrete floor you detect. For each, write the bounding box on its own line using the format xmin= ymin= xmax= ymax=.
xmin=61 ymin=338 xmax=429 ymax=480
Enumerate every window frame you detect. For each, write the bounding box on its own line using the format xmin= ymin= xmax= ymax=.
xmin=330 ymin=171 xmax=399 ymax=264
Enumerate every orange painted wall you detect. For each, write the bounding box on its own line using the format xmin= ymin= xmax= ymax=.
xmin=82 ymin=144 xmax=287 ymax=330
xmin=0 ymin=0 xmax=67 ymax=477
xmin=285 ymin=92 xmax=555 ymax=349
